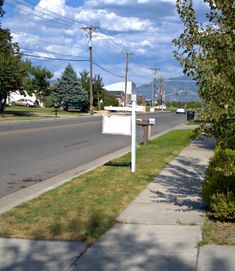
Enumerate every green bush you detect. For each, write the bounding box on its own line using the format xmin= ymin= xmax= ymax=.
xmin=44 ymin=96 xmax=54 ymax=108
xmin=210 ymin=193 xmax=235 ymax=221
xmin=202 ymin=148 xmax=235 ymax=221
xmin=99 ymin=95 xmax=118 ymax=110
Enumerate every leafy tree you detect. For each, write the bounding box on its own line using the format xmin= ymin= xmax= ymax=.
xmin=53 ymin=64 xmax=88 ymax=110
xmin=79 ymin=69 xmax=90 ymax=93
xmin=173 ymin=0 xmax=235 ymax=149
xmin=24 ymin=65 xmax=53 ymax=104
xmin=79 ymin=70 xmax=106 ymax=109
xmin=0 ymin=0 xmax=4 ymax=18
xmin=0 ymin=27 xmax=27 ymax=113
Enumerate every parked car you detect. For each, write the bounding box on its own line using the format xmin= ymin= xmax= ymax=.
xmin=156 ymin=104 xmax=166 ymax=110
xmin=176 ymin=106 xmax=186 ymax=114
xmin=63 ymin=101 xmax=86 ymax=112
xmin=12 ymin=99 xmax=35 ymax=107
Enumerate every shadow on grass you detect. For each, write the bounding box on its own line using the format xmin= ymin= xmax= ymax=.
xmin=104 ymin=161 xmax=131 ymax=168
xmin=4 ymin=110 xmax=35 ymax=116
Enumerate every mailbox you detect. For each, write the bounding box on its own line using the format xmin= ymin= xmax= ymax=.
xmin=137 ymin=118 xmax=156 ymax=145
xmin=148 ymin=118 xmax=155 ymax=125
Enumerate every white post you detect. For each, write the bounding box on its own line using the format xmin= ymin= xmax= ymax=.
xmin=131 ymin=94 xmax=136 ymax=172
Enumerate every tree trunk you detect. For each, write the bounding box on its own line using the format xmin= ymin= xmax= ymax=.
xmin=0 ymin=92 xmax=7 ymax=114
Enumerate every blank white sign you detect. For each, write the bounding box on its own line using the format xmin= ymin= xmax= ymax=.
xmin=102 ymin=115 xmax=132 ymax=136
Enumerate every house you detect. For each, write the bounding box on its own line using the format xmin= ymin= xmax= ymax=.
xmin=104 ymin=81 xmax=136 ymax=105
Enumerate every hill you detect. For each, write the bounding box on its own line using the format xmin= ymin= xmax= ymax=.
xmin=135 ymin=76 xmax=200 ymax=102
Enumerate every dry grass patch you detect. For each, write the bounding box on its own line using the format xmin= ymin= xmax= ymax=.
xmin=202 ymin=218 xmax=235 ymax=245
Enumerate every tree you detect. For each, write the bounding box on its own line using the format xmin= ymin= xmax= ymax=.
xmin=79 ymin=70 xmax=106 ymax=109
xmin=0 ymin=0 xmax=4 ymax=18
xmin=53 ymin=64 xmax=88 ymax=110
xmin=173 ymin=0 xmax=235 ymax=149
xmin=24 ymin=65 xmax=53 ymax=104
xmin=0 ymin=27 xmax=27 ymax=113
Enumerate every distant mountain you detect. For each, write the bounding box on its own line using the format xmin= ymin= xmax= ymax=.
xmin=135 ymin=76 xmax=200 ymax=102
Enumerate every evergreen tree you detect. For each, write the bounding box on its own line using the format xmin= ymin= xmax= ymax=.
xmin=53 ymin=64 xmax=88 ymax=110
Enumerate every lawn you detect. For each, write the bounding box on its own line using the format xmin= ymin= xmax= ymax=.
xmin=0 ymin=130 xmax=194 ymax=243
xmin=0 ymin=106 xmax=87 ymax=121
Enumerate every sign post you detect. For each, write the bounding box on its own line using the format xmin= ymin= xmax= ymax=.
xmin=131 ymin=94 xmax=136 ymax=172
xmin=103 ymin=96 xmax=138 ymax=173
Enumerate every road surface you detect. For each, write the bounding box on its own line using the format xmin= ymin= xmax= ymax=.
xmin=0 ymin=112 xmax=186 ymax=198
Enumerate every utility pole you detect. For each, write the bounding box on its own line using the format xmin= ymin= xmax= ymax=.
xmin=81 ymin=25 xmax=100 ymax=115
xmin=160 ymin=76 xmax=164 ymax=107
xmin=123 ymin=52 xmax=133 ymax=107
xmin=151 ymin=68 xmax=160 ymax=112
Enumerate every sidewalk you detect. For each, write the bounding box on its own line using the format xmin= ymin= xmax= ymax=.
xmin=1 ymin=137 xmax=235 ymax=270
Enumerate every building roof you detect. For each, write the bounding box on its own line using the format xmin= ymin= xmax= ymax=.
xmin=104 ymin=81 xmax=136 ymax=95
xmin=107 ymin=91 xmax=124 ymax=97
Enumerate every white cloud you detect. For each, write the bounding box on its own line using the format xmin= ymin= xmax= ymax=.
xmin=36 ymin=0 xmax=67 ymax=16
xmin=3 ymin=0 xmax=197 ymax=84
xmin=74 ymin=9 xmax=155 ymax=32
xmin=85 ymin=0 xmax=176 ymax=6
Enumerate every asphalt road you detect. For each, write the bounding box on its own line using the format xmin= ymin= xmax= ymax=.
xmin=0 ymin=112 xmax=186 ymax=198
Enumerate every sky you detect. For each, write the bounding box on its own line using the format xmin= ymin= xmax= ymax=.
xmin=1 ymin=0 xmax=209 ymax=86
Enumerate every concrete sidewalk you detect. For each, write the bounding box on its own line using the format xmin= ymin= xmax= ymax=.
xmin=1 ymin=137 xmax=235 ymax=271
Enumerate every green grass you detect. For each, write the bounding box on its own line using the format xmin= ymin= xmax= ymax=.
xmin=186 ymin=119 xmax=203 ymax=125
xmin=0 ymin=129 xmax=194 ymax=243
xmin=0 ymin=106 xmax=87 ymax=121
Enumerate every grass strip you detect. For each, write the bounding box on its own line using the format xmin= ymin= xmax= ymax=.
xmin=201 ymin=218 xmax=235 ymax=246
xmin=1 ymin=106 xmax=87 ymax=121
xmin=0 ymin=129 xmax=194 ymax=243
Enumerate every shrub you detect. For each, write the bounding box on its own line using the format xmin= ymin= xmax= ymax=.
xmin=99 ymin=95 xmax=119 ymax=110
xmin=44 ymin=96 xmax=54 ymax=108
xmin=202 ymin=148 xmax=235 ymax=221
xmin=210 ymin=193 xmax=235 ymax=221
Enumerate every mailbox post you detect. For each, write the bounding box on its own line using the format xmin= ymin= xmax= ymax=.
xmin=54 ymin=102 xmax=59 ymax=118
xmin=137 ymin=118 xmax=155 ymax=145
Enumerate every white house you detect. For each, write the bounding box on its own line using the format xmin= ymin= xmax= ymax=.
xmin=104 ymin=81 xmax=136 ymax=105
xmin=104 ymin=81 xmax=136 ymax=95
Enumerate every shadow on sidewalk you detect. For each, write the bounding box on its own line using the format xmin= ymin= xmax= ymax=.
xmin=145 ymin=138 xmax=215 ymax=213
xmin=0 ymin=238 xmax=86 ymax=271
xmin=71 ymin=224 xmax=198 ymax=271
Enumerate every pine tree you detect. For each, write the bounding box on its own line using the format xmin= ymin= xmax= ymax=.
xmin=53 ymin=64 xmax=88 ymax=111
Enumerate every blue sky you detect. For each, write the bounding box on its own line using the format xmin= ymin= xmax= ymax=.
xmin=2 ymin=0 xmax=209 ymax=86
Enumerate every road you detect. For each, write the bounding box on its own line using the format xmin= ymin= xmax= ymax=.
xmin=0 ymin=112 xmax=186 ymax=198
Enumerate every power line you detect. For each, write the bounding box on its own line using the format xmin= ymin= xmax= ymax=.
xmin=12 ymin=32 xmax=83 ymax=50
xmin=21 ymin=0 xmax=83 ymax=27
xmin=93 ymin=62 xmax=124 ymax=79
xmin=93 ymin=51 xmax=125 ymax=76
xmin=165 ymin=79 xmax=196 ymax=82
xmin=21 ymin=53 xmax=89 ymax=62
xmin=6 ymin=1 xmax=81 ymax=30
xmin=20 ymin=46 xmax=87 ymax=59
